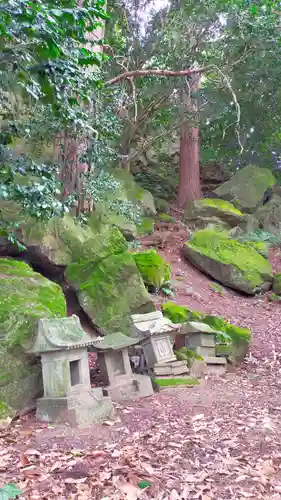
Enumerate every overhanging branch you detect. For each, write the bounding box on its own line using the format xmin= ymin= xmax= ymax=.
xmin=106 ymin=66 xmax=212 ymax=85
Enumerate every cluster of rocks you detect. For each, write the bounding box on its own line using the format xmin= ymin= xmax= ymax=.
xmin=182 ymin=165 xmax=281 ymax=295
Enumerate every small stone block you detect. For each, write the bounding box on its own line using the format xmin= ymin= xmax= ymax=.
xmin=194 ymin=346 xmax=216 ymax=358
xmin=153 ymin=361 xmax=189 ymax=376
xmin=205 ymin=356 xmax=227 ymax=376
xmin=133 ymin=374 xmax=154 ymax=398
xmin=205 ymin=356 xmax=227 ymax=365
xmin=189 ymin=333 xmax=216 ymax=348
xmin=189 ymin=360 xmax=208 ymax=378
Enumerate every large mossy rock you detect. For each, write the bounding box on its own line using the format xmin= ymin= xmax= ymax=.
xmin=67 ymin=252 xmax=154 ymax=334
xmin=22 ymin=215 xmax=128 ymax=266
xmin=214 ymin=165 xmax=275 ymax=213
xmin=183 ymin=229 xmax=272 ymax=294
xmin=255 ymin=195 xmax=281 ymax=233
xmin=0 ymin=259 xmax=66 ymax=411
xmin=132 ymin=250 xmax=171 ymax=289
xmin=183 ymin=198 xmax=245 ymax=229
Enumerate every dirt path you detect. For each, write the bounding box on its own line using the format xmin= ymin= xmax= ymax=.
xmin=2 ymin=239 xmax=281 ymax=499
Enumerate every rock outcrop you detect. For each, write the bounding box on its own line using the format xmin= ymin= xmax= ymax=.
xmin=183 ymin=198 xmax=245 ymax=229
xmin=183 ymin=229 xmax=272 ymax=294
xmin=254 ymin=194 xmax=281 ymax=233
xmin=0 ymin=258 xmax=66 ymax=413
xmin=214 ymin=165 xmax=275 ymax=213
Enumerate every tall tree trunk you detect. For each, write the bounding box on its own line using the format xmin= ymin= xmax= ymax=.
xmin=177 ymin=74 xmax=201 ymax=208
xmin=56 ymin=1 xmax=106 ymax=215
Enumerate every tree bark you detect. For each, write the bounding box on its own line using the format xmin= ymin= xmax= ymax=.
xmin=177 ymin=74 xmax=201 ymax=208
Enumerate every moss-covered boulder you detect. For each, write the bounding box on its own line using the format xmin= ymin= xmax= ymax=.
xmin=132 ymin=250 xmax=171 ymax=289
xmin=255 ymin=194 xmax=281 ymax=234
xmin=0 ymin=259 xmax=66 ymax=411
xmin=67 ymin=252 xmax=154 ymax=334
xmin=23 ymin=215 xmax=128 ymax=266
xmin=183 ymin=198 xmax=245 ymax=229
xmin=273 ymin=273 xmax=281 ymax=295
xmin=214 ymin=165 xmax=275 ymax=213
xmin=183 ymin=229 xmax=272 ymax=294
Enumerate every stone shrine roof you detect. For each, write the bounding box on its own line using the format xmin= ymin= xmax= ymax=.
xmin=131 ymin=311 xmax=180 ymax=339
xmin=27 ymin=315 xmax=102 ymax=353
xmin=93 ymin=332 xmax=139 ymax=351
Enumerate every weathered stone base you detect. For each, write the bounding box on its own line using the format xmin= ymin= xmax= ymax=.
xmin=151 ymin=360 xmax=189 ymax=377
xmin=36 ymin=388 xmax=114 ymax=428
xmin=205 ymin=356 xmax=227 ymax=375
xmin=102 ymin=374 xmax=153 ymax=402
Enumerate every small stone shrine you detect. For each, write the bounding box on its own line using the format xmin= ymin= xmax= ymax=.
xmin=27 ymin=315 xmax=113 ymax=427
xmin=179 ymin=322 xmax=227 ymax=375
xmin=131 ymin=311 xmax=189 ymax=377
xmin=92 ymin=333 xmax=153 ymax=402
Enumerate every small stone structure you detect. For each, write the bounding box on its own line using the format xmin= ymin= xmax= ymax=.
xmin=131 ymin=311 xmax=189 ymax=377
xmin=27 ymin=316 xmax=113 ymax=427
xmin=180 ymin=322 xmax=227 ymax=375
xmin=93 ymin=333 xmax=153 ymax=402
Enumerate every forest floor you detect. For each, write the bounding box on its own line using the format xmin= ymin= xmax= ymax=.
xmin=2 ymin=221 xmax=281 ymax=499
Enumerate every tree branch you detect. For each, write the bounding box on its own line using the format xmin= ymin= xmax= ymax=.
xmin=106 ymin=66 xmax=212 ymax=85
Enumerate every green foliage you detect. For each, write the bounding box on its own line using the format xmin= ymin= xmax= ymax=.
xmin=0 ymin=484 xmax=22 ymax=500
xmin=268 ymin=293 xmax=281 ymax=302
xmin=162 ymin=302 xmax=203 ymax=323
xmin=175 ymin=347 xmax=204 ymax=361
xmin=132 ymin=250 xmax=171 ymax=289
xmin=136 ymin=217 xmax=155 ymax=236
xmin=238 ymin=230 xmax=281 ymax=248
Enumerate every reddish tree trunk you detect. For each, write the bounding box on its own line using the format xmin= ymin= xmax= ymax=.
xmin=176 ymin=75 xmax=201 ymax=208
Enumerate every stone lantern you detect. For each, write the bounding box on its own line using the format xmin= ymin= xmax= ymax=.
xmin=92 ymin=332 xmax=154 ymax=402
xmin=131 ymin=311 xmax=189 ymax=377
xmin=27 ymin=315 xmax=113 ymax=427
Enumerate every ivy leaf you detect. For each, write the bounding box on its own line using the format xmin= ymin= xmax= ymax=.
xmin=0 ymin=484 xmax=22 ymax=500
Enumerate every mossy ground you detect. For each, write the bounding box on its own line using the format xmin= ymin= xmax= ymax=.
xmin=152 ymin=377 xmax=199 ymax=387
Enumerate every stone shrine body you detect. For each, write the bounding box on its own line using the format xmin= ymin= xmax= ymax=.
xmin=27 ymin=315 xmax=113 ymax=427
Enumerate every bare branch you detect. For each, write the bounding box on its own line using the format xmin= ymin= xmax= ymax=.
xmin=106 ymin=66 xmax=212 ymax=85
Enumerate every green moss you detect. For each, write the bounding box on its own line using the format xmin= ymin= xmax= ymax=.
xmin=214 ymin=164 xmax=276 ymax=213
xmin=273 ymin=273 xmax=281 ymax=295
xmin=175 ymin=347 xmax=204 ymax=361
xmin=132 ymin=250 xmax=171 ymax=289
xmin=0 ymin=259 xmax=66 ymax=346
xmin=152 ymin=377 xmax=199 ymax=387
xmin=186 ymin=228 xmax=272 ymax=290
xmin=157 ymin=213 xmax=177 ymax=223
xmin=67 ymin=252 xmax=154 ymax=334
xmin=243 ymin=240 xmax=268 ymax=258
xmin=137 ymin=217 xmax=155 ymax=236
xmin=162 ymin=302 xmax=203 ymax=323
xmin=268 ymin=293 xmax=281 ymax=302
xmin=198 ymin=198 xmax=243 ymax=216
xmin=154 ymin=197 xmax=169 ymax=213
xmin=209 ymin=282 xmax=225 ymax=296
xmin=0 ymin=401 xmax=14 ymax=419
